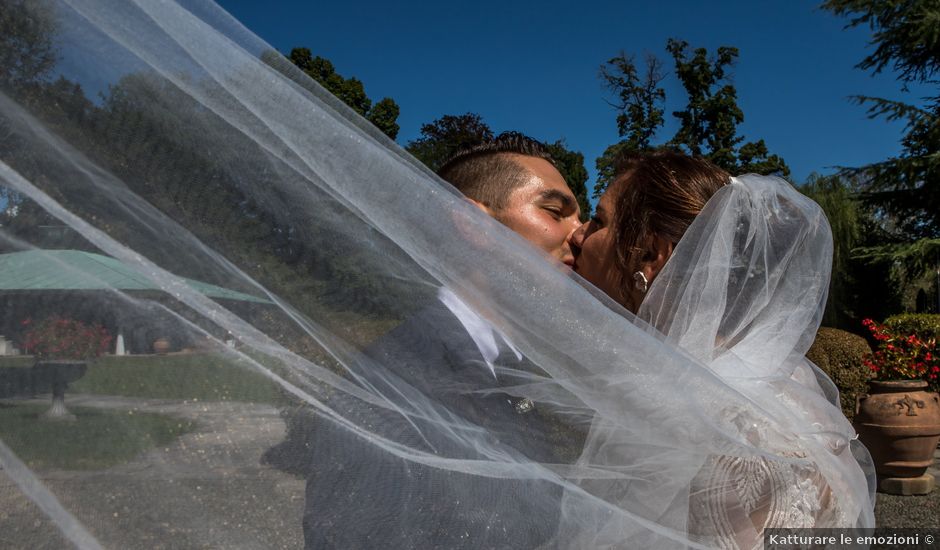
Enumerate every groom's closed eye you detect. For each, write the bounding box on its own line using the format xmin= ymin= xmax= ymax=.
xmin=537 ymin=189 xmax=578 ymax=218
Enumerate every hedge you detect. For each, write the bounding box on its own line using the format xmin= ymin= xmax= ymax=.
xmin=806 ymin=327 xmax=872 ymax=420
xmin=883 ymin=313 xmax=940 ymax=341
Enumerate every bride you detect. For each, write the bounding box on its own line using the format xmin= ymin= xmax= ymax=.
xmin=0 ymin=1 xmax=874 ymax=548
xmin=564 ymin=150 xmax=875 ymax=548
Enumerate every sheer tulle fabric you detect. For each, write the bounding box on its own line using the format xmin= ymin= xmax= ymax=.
xmin=0 ymin=1 xmax=874 ymax=548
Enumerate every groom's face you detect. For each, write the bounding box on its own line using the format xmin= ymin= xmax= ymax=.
xmin=492 ymin=155 xmax=581 ymax=267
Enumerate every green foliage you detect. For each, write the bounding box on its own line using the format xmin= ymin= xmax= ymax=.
xmin=852 ymin=238 xmax=940 ymax=276
xmin=0 ymin=0 xmax=57 ymax=90
xmin=823 ymin=0 xmax=940 ymax=239
xmin=544 ymin=140 xmax=591 ymax=220
xmin=666 ymin=39 xmax=743 ymax=168
xmin=884 ymin=313 xmax=940 ymax=341
xmin=594 ymin=39 xmax=790 ymax=196
xmin=600 ymin=53 xmax=666 ymax=148
xmin=71 ymin=354 xmax=284 ymax=403
xmin=1 ymin=55 xmax=418 ymax=320
xmin=737 ymin=139 xmax=790 ymax=177
xmin=593 ymin=53 xmax=666 ymax=196
xmin=0 ymin=404 xmax=193 ymax=470
xmin=800 ymin=174 xmax=863 ymax=327
xmin=593 ymin=141 xmax=630 ymax=198
xmin=286 ymin=47 xmax=400 ymax=139
xmin=805 ymin=327 xmax=873 ymax=419
xmin=666 ymin=39 xmax=791 ymax=178
xmin=822 ymin=0 xmax=940 ymax=84
xmin=850 ymin=237 xmax=939 ymax=317
xmin=848 ymin=98 xmax=939 ymax=238
xmin=406 ymin=113 xmax=494 ymax=171
xmin=366 ymin=97 xmax=401 ymax=141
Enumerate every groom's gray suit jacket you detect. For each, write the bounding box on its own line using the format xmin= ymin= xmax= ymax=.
xmin=270 ymin=300 xmax=583 ymax=549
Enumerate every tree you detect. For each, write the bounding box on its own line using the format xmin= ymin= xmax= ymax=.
xmin=287 ymin=47 xmax=400 ymax=140
xmin=406 ymin=113 xmax=494 ymax=172
xmin=823 ymin=0 xmax=940 ymax=85
xmin=594 ymin=39 xmax=790 ymax=196
xmin=594 ymin=53 xmax=666 ymax=196
xmin=737 ymin=139 xmax=790 ymax=176
xmin=544 ymin=140 xmax=591 ymax=221
xmin=593 ymin=142 xmax=631 ymax=198
xmin=366 ymin=97 xmax=401 ymax=142
xmin=600 ymin=52 xmax=666 ymax=152
xmin=666 ymin=39 xmax=790 ymax=177
xmin=823 ymin=0 xmax=940 ymax=239
xmin=800 ymin=174 xmax=863 ymax=327
xmin=666 ymin=39 xmax=743 ymax=168
xmin=0 ymin=0 xmax=57 ymax=91
xmin=823 ymin=0 xmax=940 ymax=316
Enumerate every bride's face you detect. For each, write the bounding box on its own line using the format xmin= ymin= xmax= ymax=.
xmin=567 ymin=180 xmax=627 ymax=305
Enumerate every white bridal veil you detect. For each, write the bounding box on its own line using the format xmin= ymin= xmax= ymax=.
xmin=0 ymin=1 xmax=874 ymax=548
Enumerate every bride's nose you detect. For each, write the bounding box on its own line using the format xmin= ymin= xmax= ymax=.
xmin=567 ymin=222 xmax=586 ymax=255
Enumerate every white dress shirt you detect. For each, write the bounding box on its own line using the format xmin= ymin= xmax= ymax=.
xmin=437 ymin=287 xmax=522 ymax=379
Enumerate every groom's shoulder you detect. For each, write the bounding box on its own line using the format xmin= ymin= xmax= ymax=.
xmin=365 ymin=300 xmax=470 ymax=360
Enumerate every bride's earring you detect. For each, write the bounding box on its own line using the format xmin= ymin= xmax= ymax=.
xmin=633 ymin=271 xmax=648 ymax=294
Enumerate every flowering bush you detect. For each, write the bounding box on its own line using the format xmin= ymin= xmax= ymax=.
xmin=22 ymin=316 xmax=112 ymax=360
xmin=862 ymin=318 xmax=939 ymax=391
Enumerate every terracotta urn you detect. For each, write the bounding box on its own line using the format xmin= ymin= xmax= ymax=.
xmin=854 ymin=380 xmax=940 ymax=478
xmin=152 ymin=337 xmax=171 ymax=355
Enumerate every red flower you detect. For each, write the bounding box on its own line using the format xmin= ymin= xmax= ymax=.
xmin=22 ymin=316 xmax=111 ymax=360
xmin=862 ymin=319 xmax=940 ymax=391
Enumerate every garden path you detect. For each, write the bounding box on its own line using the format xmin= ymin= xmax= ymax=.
xmin=0 ymin=395 xmax=305 ymax=549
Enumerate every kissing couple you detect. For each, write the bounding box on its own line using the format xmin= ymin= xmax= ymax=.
xmin=0 ymin=2 xmax=875 ymax=547
xmin=277 ymin=133 xmax=876 ymax=549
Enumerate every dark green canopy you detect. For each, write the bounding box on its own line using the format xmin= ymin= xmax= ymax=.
xmin=0 ymin=250 xmax=269 ymax=303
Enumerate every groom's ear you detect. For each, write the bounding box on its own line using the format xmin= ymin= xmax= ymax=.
xmin=465 ymin=198 xmax=495 ymax=218
xmin=450 ymin=197 xmax=498 ymax=249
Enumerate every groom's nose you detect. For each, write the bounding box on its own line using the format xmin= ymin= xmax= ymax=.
xmin=567 ymin=222 xmax=586 ymax=257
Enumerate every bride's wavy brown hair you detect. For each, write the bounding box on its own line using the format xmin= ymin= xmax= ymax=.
xmin=610 ymin=150 xmax=730 ymax=295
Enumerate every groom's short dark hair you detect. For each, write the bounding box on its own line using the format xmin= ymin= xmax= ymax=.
xmin=437 ymin=132 xmax=555 ymax=210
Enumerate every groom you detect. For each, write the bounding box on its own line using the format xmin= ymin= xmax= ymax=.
xmin=438 ymin=131 xmax=581 ymax=269
xmin=283 ymin=132 xmax=583 ymax=548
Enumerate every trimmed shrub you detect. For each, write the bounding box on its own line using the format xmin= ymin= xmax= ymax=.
xmin=884 ymin=313 xmax=940 ymax=341
xmin=806 ymin=327 xmax=872 ymax=420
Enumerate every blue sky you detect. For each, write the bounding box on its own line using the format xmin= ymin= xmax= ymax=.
xmin=216 ymin=0 xmax=929 ymax=193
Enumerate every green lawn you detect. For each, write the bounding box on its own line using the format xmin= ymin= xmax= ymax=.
xmin=0 ymin=404 xmax=193 ymax=470
xmin=75 ymin=354 xmax=285 ymax=403
xmin=0 ymin=354 xmax=285 ymax=404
